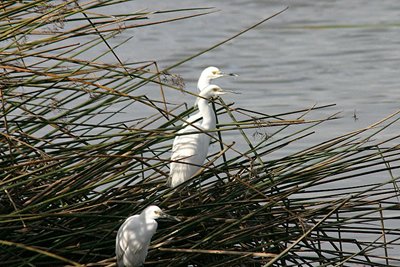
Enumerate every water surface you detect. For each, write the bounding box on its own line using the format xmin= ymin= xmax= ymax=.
xmin=109 ymin=0 xmax=399 ymax=154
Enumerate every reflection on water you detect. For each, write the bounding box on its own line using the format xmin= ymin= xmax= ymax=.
xmin=109 ymin=0 xmax=399 ymax=154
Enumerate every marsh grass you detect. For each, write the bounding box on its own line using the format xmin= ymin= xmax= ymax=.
xmin=1 ymin=1 xmax=400 ymax=266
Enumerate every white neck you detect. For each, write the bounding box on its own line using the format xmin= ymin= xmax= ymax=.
xmin=141 ymin=213 xmax=158 ymax=225
xmin=197 ymin=77 xmax=210 ymax=92
xmin=197 ymin=97 xmax=215 ymax=130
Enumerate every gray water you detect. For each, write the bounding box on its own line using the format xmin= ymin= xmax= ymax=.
xmin=107 ymin=0 xmax=399 ymax=155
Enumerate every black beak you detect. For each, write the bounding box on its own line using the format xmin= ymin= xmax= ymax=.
xmin=223 ymin=89 xmax=240 ymax=94
xmin=220 ymin=72 xmax=239 ymax=77
xmin=162 ymin=212 xmax=181 ymax=222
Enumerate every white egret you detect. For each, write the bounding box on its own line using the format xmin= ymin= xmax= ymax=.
xmin=115 ymin=205 xmax=177 ymax=267
xmin=167 ymin=85 xmax=227 ymax=188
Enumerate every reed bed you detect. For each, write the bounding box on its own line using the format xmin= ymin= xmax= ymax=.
xmin=1 ymin=1 xmax=400 ymax=266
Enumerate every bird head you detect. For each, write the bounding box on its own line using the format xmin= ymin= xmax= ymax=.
xmin=201 ymin=66 xmax=224 ymax=81
xmin=143 ymin=205 xmax=180 ymax=221
xmin=200 ymin=85 xmax=229 ymax=100
xmin=198 ymin=66 xmax=238 ymax=90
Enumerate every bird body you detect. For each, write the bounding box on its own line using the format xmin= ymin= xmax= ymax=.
xmin=168 ymin=124 xmax=212 ymax=187
xmin=116 ymin=206 xmax=169 ymax=267
xmin=168 ymin=85 xmax=226 ymax=188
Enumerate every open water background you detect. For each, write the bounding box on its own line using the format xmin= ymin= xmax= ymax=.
xmin=104 ymin=0 xmax=399 ymax=156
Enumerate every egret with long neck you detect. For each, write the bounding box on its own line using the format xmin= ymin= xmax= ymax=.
xmin=167 ymin=85 xmax=226 ymax=188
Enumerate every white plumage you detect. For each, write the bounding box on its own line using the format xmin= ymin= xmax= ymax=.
xmin=197 ymin=66 xmax=225 ymax=91
xmin=193 ymin=66 xmax=236 ymax=107
xmin=116 ymin=206 xmax=173 ymax=267
xmin=167 ymin=85 xmax=227 ymax=188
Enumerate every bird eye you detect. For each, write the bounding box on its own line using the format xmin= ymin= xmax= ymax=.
xmin=212 ymin=71 xmax=218 ymax=75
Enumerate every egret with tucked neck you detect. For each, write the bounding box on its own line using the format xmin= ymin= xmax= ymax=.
xmin=115 ymin=205 xmax=178 ymax=267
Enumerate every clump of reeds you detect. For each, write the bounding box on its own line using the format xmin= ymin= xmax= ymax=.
xmin=1 ymin=1 xmax=400 ymax=266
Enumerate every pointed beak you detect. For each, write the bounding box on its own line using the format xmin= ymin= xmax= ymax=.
xmin=221 ymin=89 xmax=240 ymax=94
xmin=161 ymin=212 xmax=181 ymax=222
xmin=220 ymin=72 xmax=238 ymax=77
